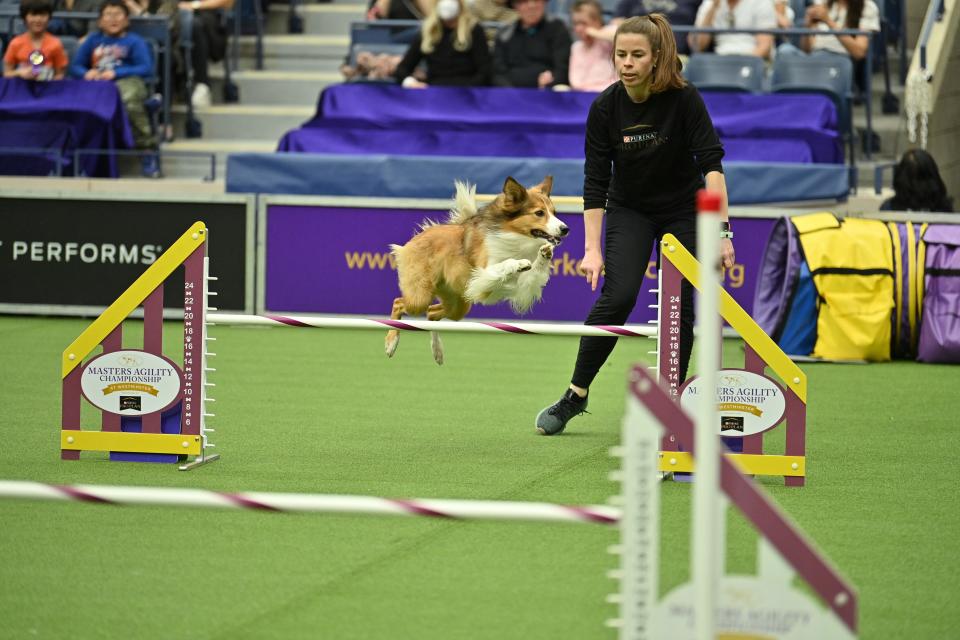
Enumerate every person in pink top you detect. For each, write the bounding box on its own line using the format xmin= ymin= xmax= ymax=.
xmin=568 ymin=0 xmax=618 ymax=92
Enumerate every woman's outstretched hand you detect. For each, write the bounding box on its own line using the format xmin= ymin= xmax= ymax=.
xmin=581 ymin=248 xmax=604 ymax=292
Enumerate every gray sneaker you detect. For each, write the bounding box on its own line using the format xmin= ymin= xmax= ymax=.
xmin=535 ymin=389 xmax=589 ymax=435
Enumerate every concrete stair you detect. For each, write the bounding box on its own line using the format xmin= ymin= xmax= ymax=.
xmin=172 ymin=104 xmax=313 ymax=140
xmin=236 ymin=34 xmax=350 ymax=70
xmin=159 ymin=138 xmax=276 ymax=179
xmin=209 ymin=68 xmax=337 ymax=105
xmin=153 ymin=0 xmax=356 ymax=179
xmin=268 ymin=2 xmax=366 ymax=35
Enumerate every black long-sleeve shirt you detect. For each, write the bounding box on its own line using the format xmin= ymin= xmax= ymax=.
xmin=394 ymin=24 xmax=492 ymax=86
xmin=492 ymin=18 xmax=571 ymax=88
xmin=583 ymin=81 xmax=725 ymax=212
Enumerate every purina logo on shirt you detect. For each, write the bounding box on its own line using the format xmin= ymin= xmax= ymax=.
xmin=623 ymin=132 xmax=658 ymax=144
xmin=618 ymin=124 xmax=667 ymax=151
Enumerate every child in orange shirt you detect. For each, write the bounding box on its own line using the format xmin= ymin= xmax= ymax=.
xmin=3 ymin=0 xmax=68 ymax=81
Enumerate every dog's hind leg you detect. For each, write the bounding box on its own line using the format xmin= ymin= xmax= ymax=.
xmin=385 ymin=297 xmax=405 ymax=358
xmin=430 ymin=330 xmax=444 ymax=366
xmin=428 ymin=296 xmax=470 ymax=365
xmin=427 ymin=302 xmax=446 ymax=365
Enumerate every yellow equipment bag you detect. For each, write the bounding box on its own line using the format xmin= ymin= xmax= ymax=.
xmin=794 ymin=214 xmax=895 ymax=361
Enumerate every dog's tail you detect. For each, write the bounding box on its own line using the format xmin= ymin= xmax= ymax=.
xmin=446 ymin=181 xmax=478 ymax=224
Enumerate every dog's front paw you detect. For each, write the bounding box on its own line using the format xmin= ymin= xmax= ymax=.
xmin=539 ymin=243 xmax=554 ymax=260
xmin=515 ymin=259 xmax=532 ymax=273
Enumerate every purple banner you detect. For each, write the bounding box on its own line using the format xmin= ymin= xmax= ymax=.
xmin=264 ymin=205 xmax=775 ymax=323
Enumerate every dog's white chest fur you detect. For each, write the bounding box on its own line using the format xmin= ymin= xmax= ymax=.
xmin=466 ymin=230 xmax=553 ymax=314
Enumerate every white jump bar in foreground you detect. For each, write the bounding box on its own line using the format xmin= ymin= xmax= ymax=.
xmin=0 ymin=481 xmax=619 ymax=525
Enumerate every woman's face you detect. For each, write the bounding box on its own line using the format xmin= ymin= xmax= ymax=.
xmin=613 ymin=32 xmax=655 ymax=87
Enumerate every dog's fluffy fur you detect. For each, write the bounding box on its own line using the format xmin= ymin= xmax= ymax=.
xmin=386 ymin=176 xmax=567 ymax=363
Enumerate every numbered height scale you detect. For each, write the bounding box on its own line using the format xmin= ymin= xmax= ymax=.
xmin=179 ymin=230 xmax=218 ymax=470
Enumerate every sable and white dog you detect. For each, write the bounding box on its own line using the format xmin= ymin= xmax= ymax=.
xmin=386 ymin=176 xmax=568 ymax=364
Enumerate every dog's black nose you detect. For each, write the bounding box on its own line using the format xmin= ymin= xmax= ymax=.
xmin=559 ymin=224 xmax=569 ymax=236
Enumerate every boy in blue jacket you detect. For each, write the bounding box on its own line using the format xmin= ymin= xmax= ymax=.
xmin=70 ymin=0 xmax=158 ymax=175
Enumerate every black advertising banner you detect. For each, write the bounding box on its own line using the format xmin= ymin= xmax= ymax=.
xmin=0 ymin=198 xmax=249 ymax=312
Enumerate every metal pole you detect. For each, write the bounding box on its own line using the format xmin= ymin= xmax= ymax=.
xmin=692 ymin=190 xmax=722 ymax=640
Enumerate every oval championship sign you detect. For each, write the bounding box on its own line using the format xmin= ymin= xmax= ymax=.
xmin=80 ymin=350 xmax=183 ymax=416
xmin=679 ymin=369 xmax=787 ymax=437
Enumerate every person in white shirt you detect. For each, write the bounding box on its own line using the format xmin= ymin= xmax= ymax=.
xmin=802 ymin=0 xmax=880 ymax=60
xmin=690 ymin=0 xmax=777 ymax=60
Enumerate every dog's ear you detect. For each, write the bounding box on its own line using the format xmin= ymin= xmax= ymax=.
xmin=535 ymin=175 xmax=553 ymax=197
xmin=502 ymin=176 xmax=527 ymax=207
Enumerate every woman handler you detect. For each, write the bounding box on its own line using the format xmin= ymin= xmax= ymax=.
xmin=536 ymin=14 xmax=735 ymax=435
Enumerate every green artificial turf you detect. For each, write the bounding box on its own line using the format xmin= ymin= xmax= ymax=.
xmin=0 ymin=316 xmax=957 ymax=639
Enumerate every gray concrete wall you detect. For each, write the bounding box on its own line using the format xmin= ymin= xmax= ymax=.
xmin=926 ymin=0 xmax=960 ymax=203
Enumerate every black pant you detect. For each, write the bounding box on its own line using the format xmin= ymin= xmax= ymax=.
xmin=571 ymin=205 xmax=697 ymax=389
xmin=191 ymin=10 xmax=227 ymax=85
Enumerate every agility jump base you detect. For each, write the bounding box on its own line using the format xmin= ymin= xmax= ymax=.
xmin=60 ymin=222 xmax=219 ymax=471
xmin=657 ymin=233 xmax=808 ymax=486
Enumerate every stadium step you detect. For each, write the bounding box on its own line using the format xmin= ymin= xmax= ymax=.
xmin=267 ymin=2 xmax=366 ymax=36
xmin=159 ymin=138 xmax=275 ymax=179
xmin=172 ymin=103 xmax=313 ymax=140
xmin=236 ymin=34 xmax=350 ymax=68
xmin=208 ymin=69 xmax=338 ymax=106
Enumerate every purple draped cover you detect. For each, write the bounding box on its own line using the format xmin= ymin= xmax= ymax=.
xmin=0 ymin=78 xmax=134 ymax=178
xmin=278 ymin=84 xmax=839 ymax=164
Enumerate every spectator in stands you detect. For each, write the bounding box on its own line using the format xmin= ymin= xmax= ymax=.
xmin=799 ymin=0 xmax=879 ymax=61
xmin=535 ymin=14 xmax=733 ymax=436
xmin=395 ymin=0 xmax=492 ymax=87
xmin=568 ymin=0 xmax=617 ymax=92
xmin=690 ymin=0 xmax=777 ymax=59
xmin=469 ymin=0 xmax=516 ymax=49
xmin=3 ymin=0 xmax=68 ymax=81
xmin=492 ymin=0 xmax=571 ymax=88
xmin=177 ymin=0 xmax=234 ymax=108
xmin=51 ymin=0 xmax=101 ymax=36
xmin=366 ymin=0 xmax=430 ymax=21
xmin=70 ymin=0 xmax=159 ymax=176
xmin=880 ymin=149 xmax=954 ymax=212
xmin=771 ymin=0 xmax=795 ymax=47
xmin=603 ymin=0 xmax=700 ymax=55
xmin=773 ymin=0 xmax=794 ymax=29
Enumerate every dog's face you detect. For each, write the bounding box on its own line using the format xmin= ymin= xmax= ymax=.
xmin=494 ymin=176 xmax=569 ymax=246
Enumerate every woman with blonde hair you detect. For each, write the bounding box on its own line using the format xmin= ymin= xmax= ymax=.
xmin=536 ymin=14 xmax=735 ymax=435
xmin=394 ymin=0 xmax=492 ymax=87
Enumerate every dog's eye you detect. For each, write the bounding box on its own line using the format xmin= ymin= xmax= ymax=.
xmin=534 ymin=210 xmax=545 ymax=217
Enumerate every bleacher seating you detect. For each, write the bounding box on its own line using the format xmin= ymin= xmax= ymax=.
xmin=771 ymin=53 xmax=854 ymax=166
xmin=684 ymin=54 xmax=766 ymax=93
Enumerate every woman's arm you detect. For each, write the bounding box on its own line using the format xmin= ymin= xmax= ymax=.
xmin=393 ymin=36 xmax=423 ymax=83
xmin=468 ymin=23 xmax=492 ymax=85
xmin=704 ymin=170 xmax=735 ymax=268
xmin=691 ymin=0 xmax=717 ymax=53
xmin=581 ymin=208 xmax=605 ymax=291
xmin=582 ymin=98 xmax=612 ymax=290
